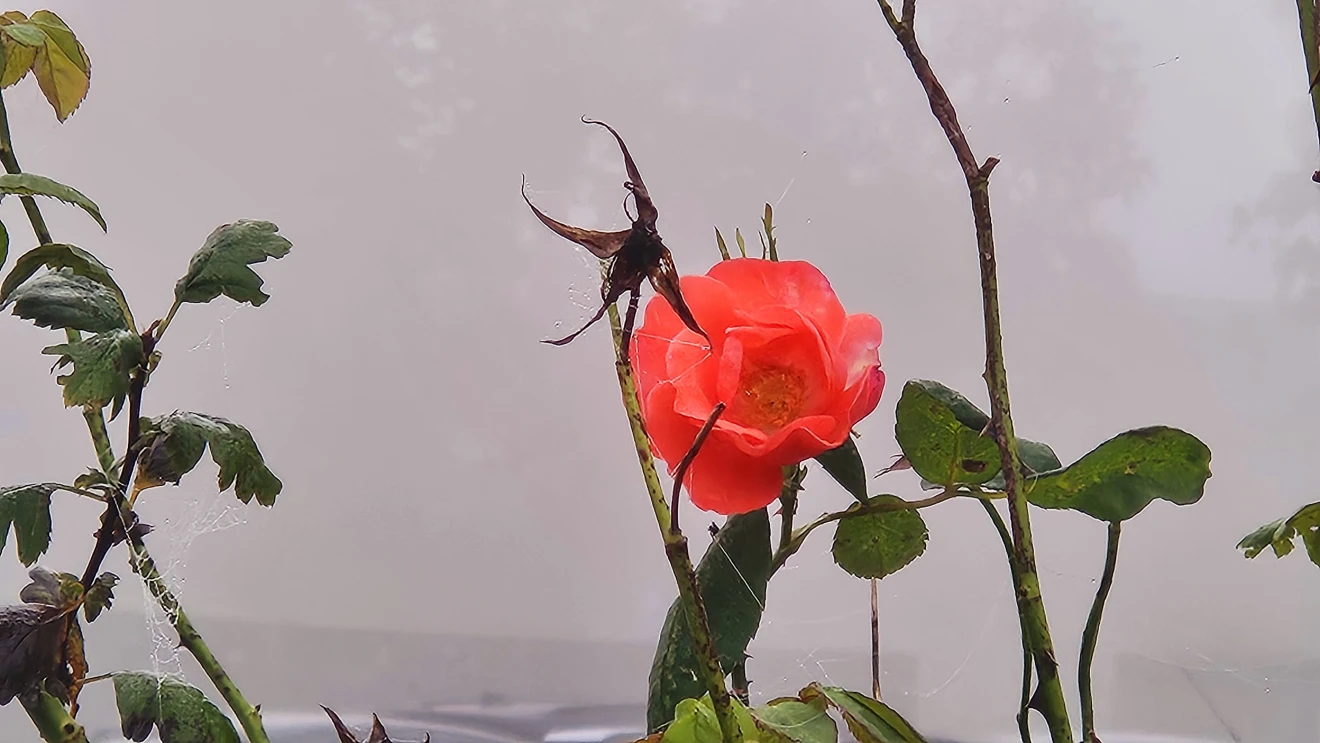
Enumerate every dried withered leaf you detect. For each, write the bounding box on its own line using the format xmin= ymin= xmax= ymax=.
xmin=322 ymin=706 xmax=429 ymax=743
xmin=523 ymin=118 xmax=708 ymax=356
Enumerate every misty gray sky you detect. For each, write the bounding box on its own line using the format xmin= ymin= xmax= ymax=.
xmin=0 ymin=1 xmax=1318 ymax=739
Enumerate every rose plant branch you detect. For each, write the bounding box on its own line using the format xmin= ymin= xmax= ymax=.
xmin=0 ymin=80 xmax=272 ymax=743
xmin=874 ymin=1 xmax=1073 ymax=739
xmin=606 ymin=303 xmax=742 ymax=743
xmin=1078 ymin=523 xmax=1121 ymax=742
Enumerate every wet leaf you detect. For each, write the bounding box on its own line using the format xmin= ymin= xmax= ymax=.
xmin=816 ymin=435 xmax=868 ymax=503
xmin=800 ymin=685 xmax=926 ymax=743
xmin=42 ymin=329 xmax=144 ymax=416
xmin=894 ymin=380 xmax=999 ymax=488
xmin=0 ymin=243 xmax=120 ymax=306
xmin=751 ymin=697 xmax=838 ymax=743
xmin=0 ymin=484 xmax=56 ymax=565
xmin=1238 ymin=501 xmax=1320 ymax=567
xmin=83 ymin=572 xmax=118 ymax=622
xmin=28 ymin=11 xmax=90 ymax=122
xmin=647 ymin=509 xmax=771 ymax=733
xmin=0 ymin=175 xmax=103 ymax=230
xmin=1024 ymin=427 xmax=1212 ymax=522
xmin=136 ymin=412 xmax=282 ymax=506
xmin=114 ymin=671 xmax=240 ymax=743
xmin=832 ymin=496 xmax=929 ymax=580
xmin=523 ymin=120 xmax=706 ymax=352
xmin=3 ymin=268 xmax=127 ymax=333
xmin=174 ymin=220 xmax=292 ymax=307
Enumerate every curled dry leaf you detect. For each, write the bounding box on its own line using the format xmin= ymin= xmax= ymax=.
xmin=323 ymin=706 xmax=429 ymax=743
xmin=522 ymin=118 xmax=708 ymax=356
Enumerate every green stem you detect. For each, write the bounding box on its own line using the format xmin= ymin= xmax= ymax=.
xmin=1296 ymin=0 xmax=1320 ymax=171
xmin=874 ymin=3 xmax=1072 ymax=739
xmin=154 ymin=298 xmax=183 ymax=343
xmin=607 ymin=303 xmax=742 ymax=743
xmin=1079 ymin=522 xmax=1120 ymax=742
xmin=22 ymin=692 xmax=89 ymax=743
xmin=0 ymin=88 xmax=53 ymax=245
xmin=770 ymin=488 xmax=959 ymax=575
xmin=126 ymin=536 xmax=270 ymax=743
xmin=981 ymin=499 xmax=1032 ymax=743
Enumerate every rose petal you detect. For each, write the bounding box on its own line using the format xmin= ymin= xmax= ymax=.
xmin=684 ymin=433 xmax=786 ymax=514
xmin=834 ymin=313 xmax=884 ymax=389
xmin=642 ymin=382 xmax=699 ymax=467
xmin=707 ymin=258 xmax=847 ymax=340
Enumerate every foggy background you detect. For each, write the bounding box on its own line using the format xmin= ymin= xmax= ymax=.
xmin=0 ymin=0 xmax=1317 ymax=739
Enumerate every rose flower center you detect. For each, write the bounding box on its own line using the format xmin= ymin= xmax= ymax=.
xmin=732 ymin=365 xmax=808 ymax=432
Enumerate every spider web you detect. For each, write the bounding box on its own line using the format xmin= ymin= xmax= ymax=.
xmin=131 ymin=305 xmax=253 ymax=683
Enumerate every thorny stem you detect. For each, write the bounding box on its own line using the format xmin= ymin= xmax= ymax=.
xmin=981 ymin=499 xmax=1032 ymax=743
xmin=0 ymin=86 xmax=269 ymax=743
xmin=1295 ymin=0 xmax=1320 ymax=180
xmin=21 ymin=692 xmax=89 ymax=743
xmin=1079 ymin=523 xmax=1121 ymax=742
xmin=770 ymin=488 xmax=959 ymax=575
xmin=874 ymin=3 xmax=1072 ymax=740
xmin=607 ymin=303 xmax=742 ymax=743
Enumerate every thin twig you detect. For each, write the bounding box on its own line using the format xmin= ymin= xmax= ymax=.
xmin=872 ymin=3 xmax=1071 ymax=739
xmin=770 ymin=487 xmax=959 ymax=575
xmin=670 ymin=403 xmax=726 ymax=534
xmin=870 ymin=578 xmax=882 ymax=700
xmin=1079 ymin=522 xmax=1121 ymax=742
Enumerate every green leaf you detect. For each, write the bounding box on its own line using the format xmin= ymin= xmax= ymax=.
xmin=660 ymin=695 xmax=760 ymax=743
xmin=647 ymin=509 xmax=771 ymax=733
xmin=0 ymin=218 xmax=8 ymax=269
xmin=113 ymin=671 xmax=240 ymax=743
xmin=174 ymin=220 xmax=292 ymax=307
xmin=42 ymin=329 xmax=144 ymax=416
xmin=0 ymin=243 xmax=120 ymax=305
xmin=751 ymin=698 xmax=838 ymax=743
xmin=895 ymin=380 xmax=999 ymax=487
xmin=0 ymin=175 xmax=104 ymax=230
xmin=983 ymin=437 xmax=1063 ymax=492
xmin=1238 ymin=501 xmax=1320 ymax=567
xmin=800 ymin=685 xmax=926 ymax=743
xmin=816 ymin=435 xmax=868 ymax=503
xmin=136 ymin=412 xmax=283 ymax=506
xmin=0 ymin=484 xmax=55 ymax=565
xmin=27 ymin=11 xmax=90 ymax=123
xmin=3 ymin=268 xmax=128 ymax=333
xmin=0 ymin=19 xmax=44 ymax=47
xmin=1025 ymin=427 xmax=1212 ymax=522
xmin=832 ymin=496 xmax=929 ymax=580
xmin=83 ymin=572 xmax=118 ymax=622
